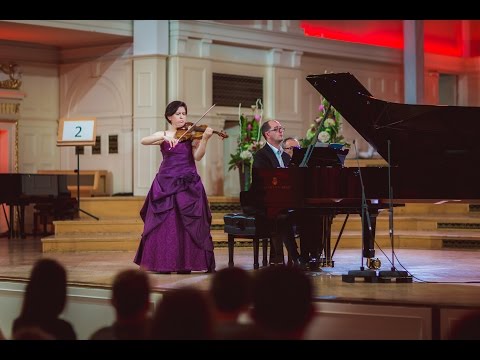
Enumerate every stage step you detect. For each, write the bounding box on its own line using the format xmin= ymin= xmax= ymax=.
xmin=42 ymin=225 xmax=480 ymax=253
xmin=54 ymin=218 xmax=143 ymax=235
xmin=331 ymin=213 xmax=480 ymax=232
xmin=327 ymin=229 xmax=480 ymax=250
xmin=76 ymin=197 xmax=473 ymax=219
xmin=42 ymin=232 xmax=140 ymax=252
xmin=77 ymin=197 xmax=144 ymax=219
xmin=53 ymin=217 xmax=226 ymax=235
xmin=42 ymin=229 xmax=231 ymax=252
xmin=76 ymin=196 xmax=241 ymax=220
xmin=41 ymin=197 xmax=480 ymax=252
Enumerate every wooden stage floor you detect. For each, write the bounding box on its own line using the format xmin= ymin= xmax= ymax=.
xmin=1 ymin=237 xmax=480 ymax=310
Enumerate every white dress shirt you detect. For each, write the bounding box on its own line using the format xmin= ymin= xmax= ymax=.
xmin=267 ymin=142 xmax=285 ymax=168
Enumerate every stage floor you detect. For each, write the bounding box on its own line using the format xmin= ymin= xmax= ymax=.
xmin=1 ymin=237 xmax=480 ymax=309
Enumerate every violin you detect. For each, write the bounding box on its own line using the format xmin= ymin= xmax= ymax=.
xmin=175 ymin=122 xmax=229 ymax=142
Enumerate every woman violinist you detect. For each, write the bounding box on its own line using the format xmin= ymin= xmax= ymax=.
xmin=134 ymin=100 xmax=217 ymax=274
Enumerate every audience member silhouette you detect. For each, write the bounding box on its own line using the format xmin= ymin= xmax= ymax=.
xmin=12 ymin=326 xmax=55 ymax=340
xmin=150 ymin=286 xmax=213 ymax=340
xmin=210 ymin=267 xmax=261 ymax=339
xmin=448 ymin=310 xmax=480 ymax=340
xmin=12 ymin=258 xmax=77 ymax=340
xmin=250 ymin=265 xmax=314 ymax=339
xmin=90 ymin=269 xmax=152 ymax=340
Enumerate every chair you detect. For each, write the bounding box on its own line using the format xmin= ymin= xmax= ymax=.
xmin=223 ymin=213 xmax=270 ymax=270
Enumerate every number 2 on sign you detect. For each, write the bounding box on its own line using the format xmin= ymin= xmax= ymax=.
xmin=60 ymin=119 xmax=95 ymax=143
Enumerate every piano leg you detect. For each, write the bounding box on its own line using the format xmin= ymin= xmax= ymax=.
xmin=228 ymin=234 xmax=234 ymax=268
xmin=9 ymin=205 xmax=27 ymax=239
xmin=323 ymin=214 xmax=334 ymax=267
xmin=0 ymin=204 xmax=9 ymax=238
xmin=9 ymin=204 xmax=14 ymax=239
xmin=19 ymin=205 xmax=26 ymax=239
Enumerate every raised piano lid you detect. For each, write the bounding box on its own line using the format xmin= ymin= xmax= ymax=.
xmin=306 ymin=72 xmax=480 ymax=168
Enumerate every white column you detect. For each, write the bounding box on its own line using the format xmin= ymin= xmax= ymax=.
xmin=132 ymin=20 xmax=169 ymax=196
xmin=403 ymin=20 xmax=424 ymax=104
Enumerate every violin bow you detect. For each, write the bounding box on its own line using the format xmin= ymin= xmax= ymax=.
xmin=175 ymin=104 xmax=216 ymax=142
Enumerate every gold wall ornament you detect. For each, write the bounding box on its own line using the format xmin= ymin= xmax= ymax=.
xmin=0 ymin=63 xmax=22 ymax=90
xmin=0 ymin=102 xmax=20 ymax=114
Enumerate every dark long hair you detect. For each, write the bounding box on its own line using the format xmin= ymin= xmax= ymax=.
xmin=20 ymin=258 xmax=67 ymax=321
xmin=165 ymin=101 xmax=187 ymax=124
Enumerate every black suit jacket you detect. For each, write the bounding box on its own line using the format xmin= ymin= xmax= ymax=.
xmin=252 ymin=144 xmax=290 ymax=169
xmin=243 ymin=144 xmax=290 ymax=213
xmin=249 ymin=144 xmax=298 ymax=261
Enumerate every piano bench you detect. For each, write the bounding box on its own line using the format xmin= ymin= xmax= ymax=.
xmin=223 ymin=213 xmax=270 ymax=270
xmin=33 ymin=204 xmax=55 ymax=236
xmin=33 ymin=200 xmax=76 ymax=237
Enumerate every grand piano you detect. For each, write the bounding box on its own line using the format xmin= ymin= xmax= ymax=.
xmin=248 ymin=72 xmax=480 ymax=269
xmin=0 ymin=173 xmax=76 ymax=238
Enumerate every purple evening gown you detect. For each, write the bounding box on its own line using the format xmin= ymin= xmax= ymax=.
xmin=134 ymin=140 xmax=215 ymax=272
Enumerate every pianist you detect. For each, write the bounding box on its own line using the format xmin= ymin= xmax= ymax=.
xmin=250 ymin=120 xmax=304 ymax=267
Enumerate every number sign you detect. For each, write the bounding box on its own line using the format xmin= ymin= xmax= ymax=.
xmin=57 ymin=118 xmax=96 ymax=146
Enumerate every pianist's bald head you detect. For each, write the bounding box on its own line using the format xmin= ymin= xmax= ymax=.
xmin=261 ymin=120 xmax=284 ymax=142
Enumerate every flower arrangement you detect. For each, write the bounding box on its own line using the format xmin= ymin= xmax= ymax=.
xmin=300 ymin=98 xmax=349 ymax=148
xmin=228 ymin=99 xmax=264 ymax=190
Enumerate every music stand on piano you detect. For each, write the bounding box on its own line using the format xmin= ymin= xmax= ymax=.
xmin=290 ymin=146 xmax=348 ymax=168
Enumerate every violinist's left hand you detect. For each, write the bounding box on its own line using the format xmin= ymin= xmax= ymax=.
xmin=202 ymin=127 xmax=214 ymax=140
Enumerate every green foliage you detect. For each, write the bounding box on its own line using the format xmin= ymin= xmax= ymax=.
xmin=228 ymin=99 xmax=264 ymax=172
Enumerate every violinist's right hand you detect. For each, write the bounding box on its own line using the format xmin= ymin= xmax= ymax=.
xmin=163 ymin=134 xmax=178 ymax=149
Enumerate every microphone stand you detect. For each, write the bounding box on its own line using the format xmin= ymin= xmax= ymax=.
xmin=341 ymin=139 xmax=379 ymax=283
xmin=356 ymin=139 xmax=373 ymax=270
xmin=388 ymin=139 xmax=395 ymax=269
xmin=377 ymin=140 xmax=412 ymax=282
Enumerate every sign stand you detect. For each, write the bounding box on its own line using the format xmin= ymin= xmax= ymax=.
xmin=57 ymin=118 xmax=99 ymax=221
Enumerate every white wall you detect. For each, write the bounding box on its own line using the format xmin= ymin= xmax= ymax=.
xmin=1 ymin=40 xmax=134 ymax=195
xmin=59 ymin=44 xmax=133 ymax=195
xmin=306 ymin=302 xmax=432 ymax=340
xmin=169 ymin=22 xmax=407 ymax=194
xmin=2 ymin=20 xmax=478 ymax=198
xmin=14 ymin=63 xmax=60 ymax=173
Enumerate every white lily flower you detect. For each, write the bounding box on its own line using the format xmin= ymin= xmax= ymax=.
xmin=318 ymin=131 xmax=331 ymax=143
